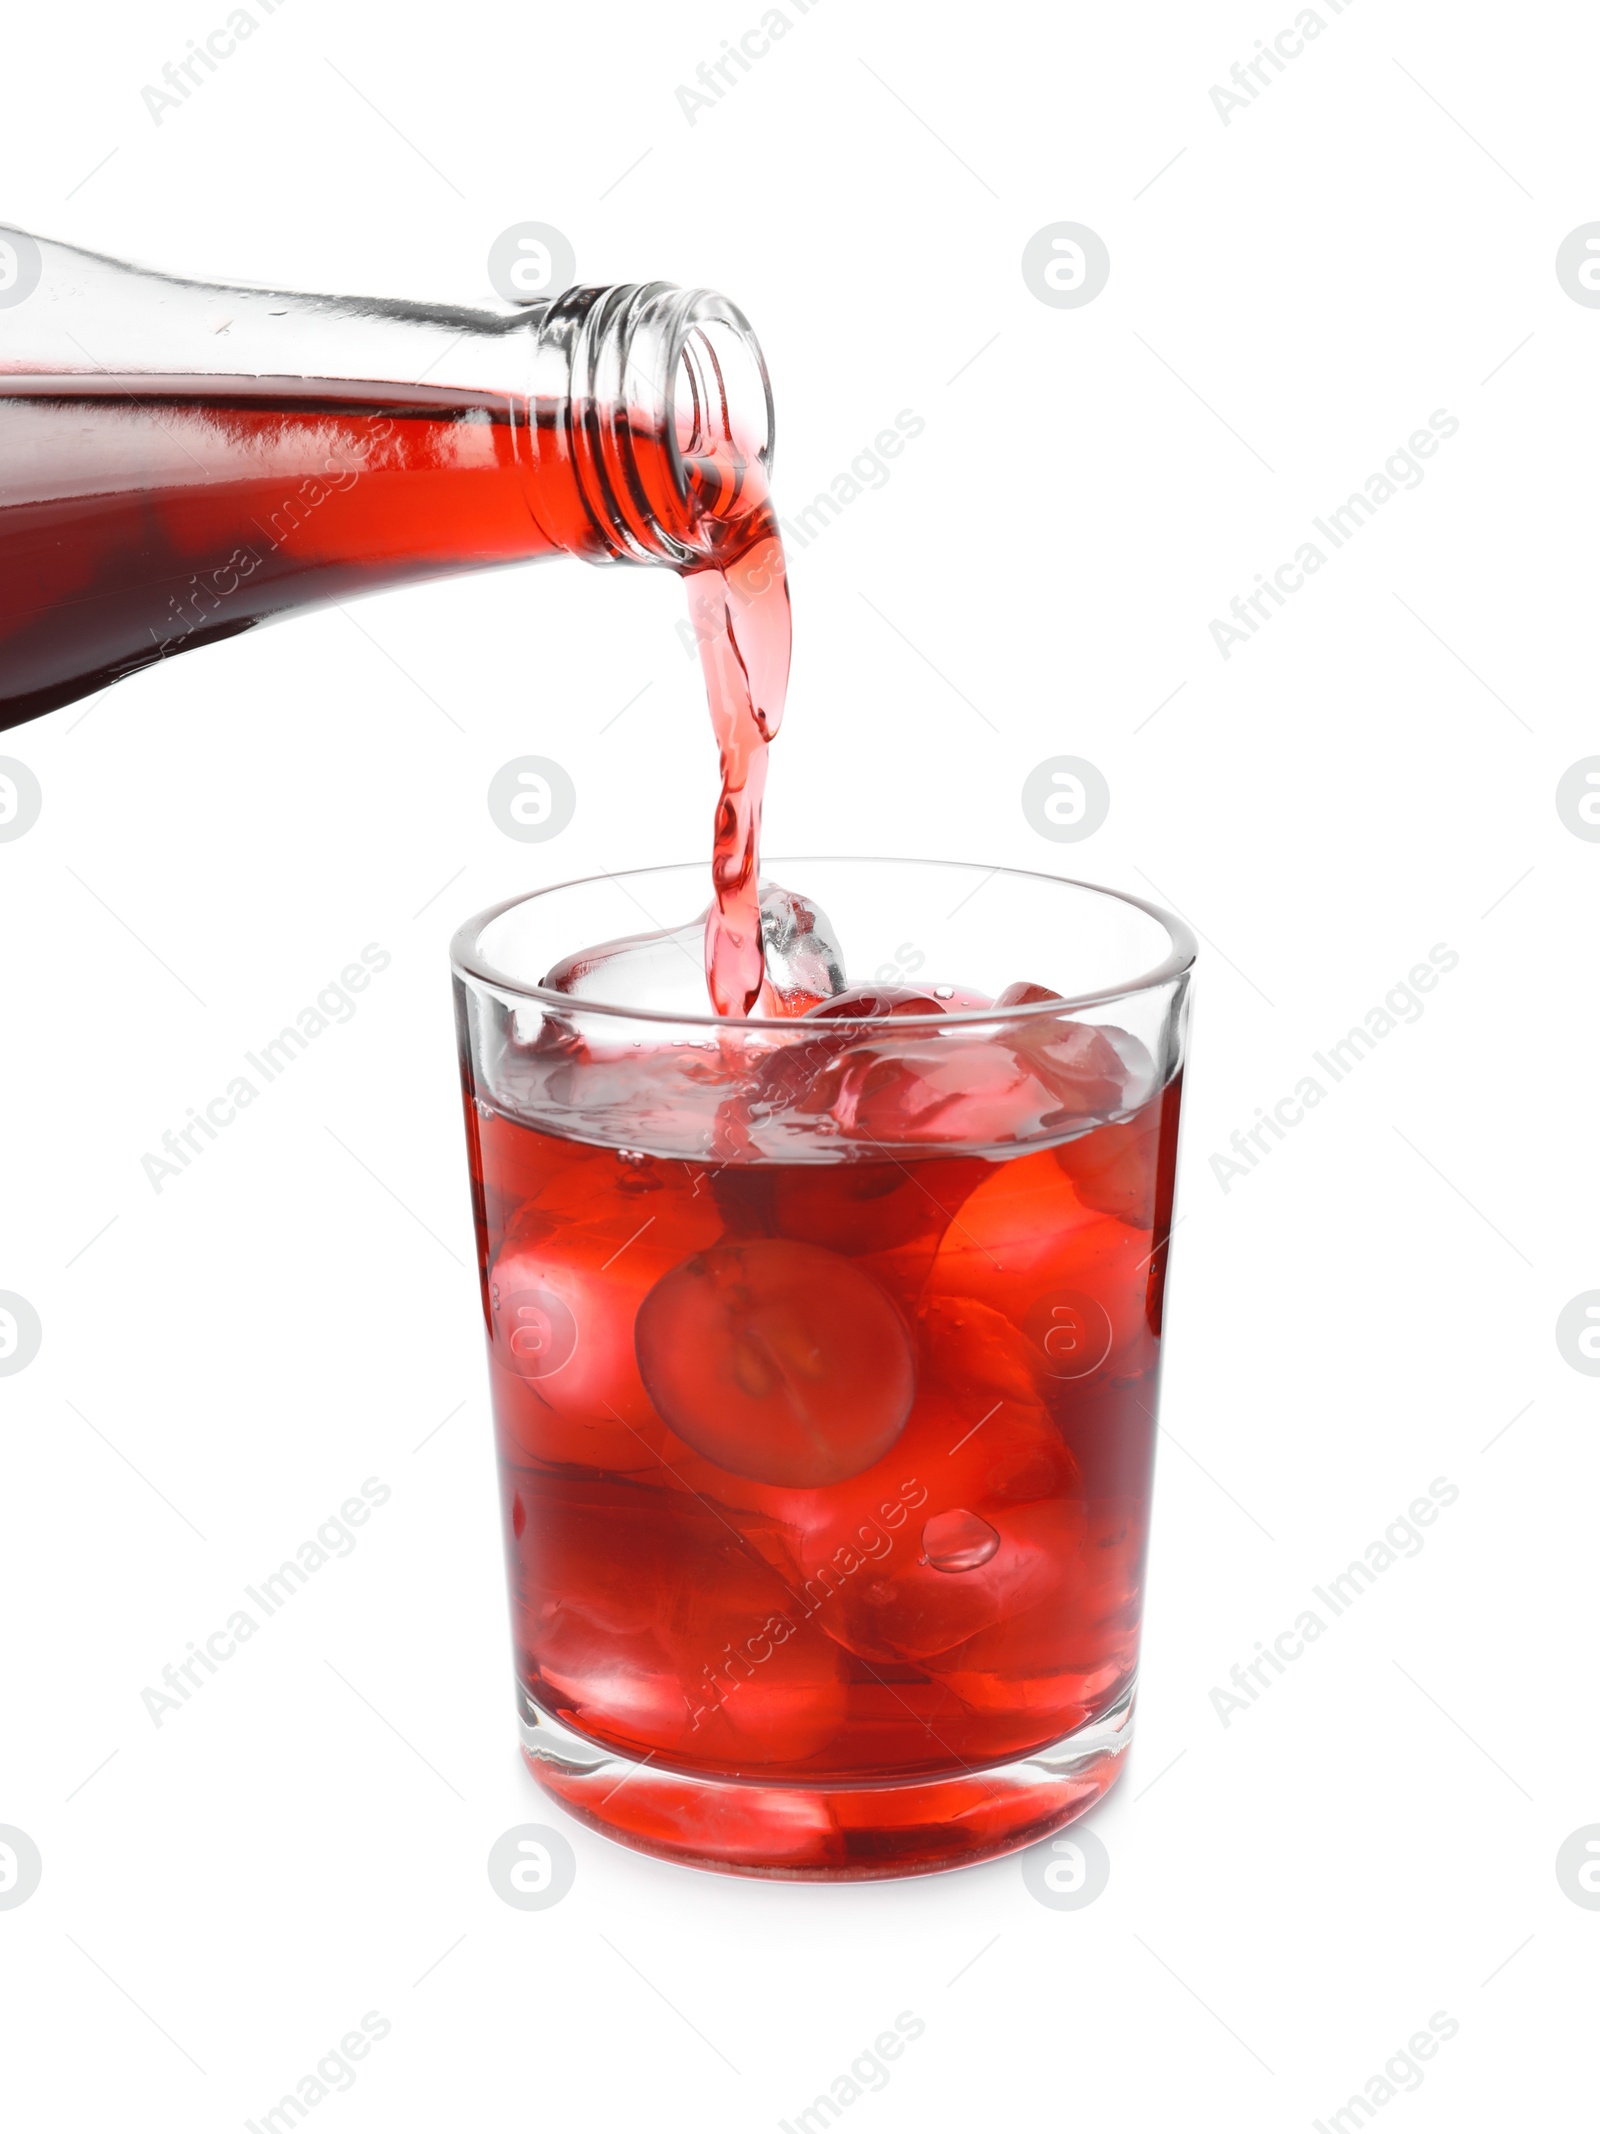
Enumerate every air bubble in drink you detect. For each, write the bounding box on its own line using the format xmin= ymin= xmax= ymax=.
xmin=921 ymin=1509 xmax=1000 ymax=1572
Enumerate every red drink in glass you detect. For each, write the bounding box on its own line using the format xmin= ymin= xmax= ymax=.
xmin=454 ymin=861 xmax=1192 ymax=1877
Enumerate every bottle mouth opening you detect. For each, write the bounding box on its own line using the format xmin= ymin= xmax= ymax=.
xmin=536 ymin=283 xmax=776 ymax=569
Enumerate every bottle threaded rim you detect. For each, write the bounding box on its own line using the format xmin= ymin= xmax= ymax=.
xmin=529 ymin=282 xmax=775 ymax=568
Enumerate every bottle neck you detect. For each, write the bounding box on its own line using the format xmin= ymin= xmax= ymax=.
xmin=526 ymin=282 xmax=775 ymax=570
xmin=0 ymin=228 xmax=775 ymax=574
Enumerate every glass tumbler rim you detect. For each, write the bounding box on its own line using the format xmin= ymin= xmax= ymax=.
xmin=450 ymin=856 xmax=1197 ymax=1033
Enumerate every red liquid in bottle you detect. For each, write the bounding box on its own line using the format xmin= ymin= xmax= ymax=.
xmin=0 ymin=378 xmax=553 ymax=727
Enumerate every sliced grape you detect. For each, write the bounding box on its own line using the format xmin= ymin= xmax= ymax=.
xmin=635 ymin=1239 xmax=914 ymax=1485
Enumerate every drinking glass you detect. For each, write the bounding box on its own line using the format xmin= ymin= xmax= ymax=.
xmin=452 ymin=858 xmax=1193 ymax=1878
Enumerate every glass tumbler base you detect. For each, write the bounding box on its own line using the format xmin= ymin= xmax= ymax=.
xmin=517 ymin=1683 xmax=1135 ymax=1881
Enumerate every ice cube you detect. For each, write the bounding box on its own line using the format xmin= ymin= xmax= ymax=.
xmin=759 ymin=880 xmax=847 ymax=1013
xmin=542 ymin=916 xmax=710 ymax=1016
xmin=790 ymin=1031 xmax=1078 ymax=1148
xmin=1054 ymin=1098 xmax=1163 ymax=1226
xmin=536 ymin=879 xmax=844 ymax=1020
xmin=1012 ymin=1019 xmax=1131 ymax=1119
xmin=769 ymin=1392 xmax=1085 ymax=1661
xmin=518 ymin=1482 xmax=848 ymax=1764
xmin=924 ymin=1496 xmax=1147 ymax=1727
xmin=739 ymin=987 xmax=950 ymax=1126
xmin=487 ymin=1159 xmax=722 ymax=1454
xmin=809 ymin=984 xmax=951 ymax=1019
xmin=924 ymin=1147 xmax=1157 ymax=1390
xmin=919 ymin=1294 xmax=1044 ymax=1407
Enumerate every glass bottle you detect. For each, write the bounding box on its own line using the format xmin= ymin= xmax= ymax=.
xmin=0 ymin=226 xmax=774 ymax=731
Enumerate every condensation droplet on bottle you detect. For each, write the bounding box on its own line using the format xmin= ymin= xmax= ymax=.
xmin=920 ymin=1508 xmax=1000 ymax=1573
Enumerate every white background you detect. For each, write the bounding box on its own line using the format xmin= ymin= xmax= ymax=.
xmin=1 ymin=0 xmax=1594 ymax=2126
